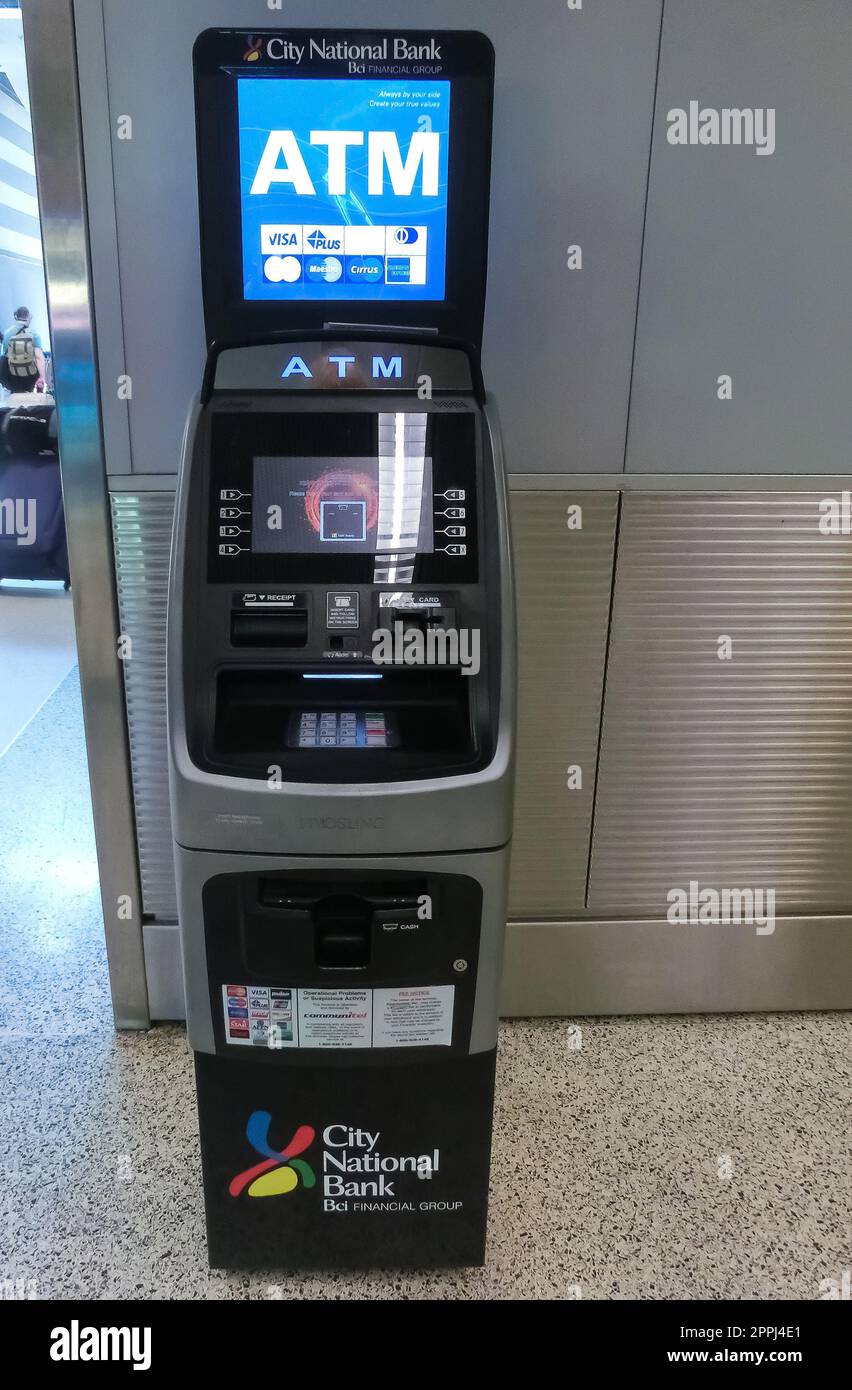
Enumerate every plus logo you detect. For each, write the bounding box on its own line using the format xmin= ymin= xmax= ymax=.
xmin=305 ymin=229 xmax=342 ymax=252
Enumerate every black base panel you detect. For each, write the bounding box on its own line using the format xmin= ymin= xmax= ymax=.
xmin=195 ymin=1049 xmax=497 ymax=1271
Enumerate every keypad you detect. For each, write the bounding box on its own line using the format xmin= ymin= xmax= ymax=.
xmin=295 ymin=711 xmax=389 ymax=749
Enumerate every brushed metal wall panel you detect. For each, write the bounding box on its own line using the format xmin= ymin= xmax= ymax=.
xmin=502 ymin=916 xmax=852 ymax=1016
xmin=110 ymin=491 xmax=178 ymax=921
xmin=508 ymin=491 xmax=618 ymax=916
xmin=589 ymin=492 xmax=852 ymax=915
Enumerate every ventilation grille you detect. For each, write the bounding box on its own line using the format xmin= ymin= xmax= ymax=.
xmin=110 ymin=490 xmax=177 ymax=921
xmin=589 ymin=492 xmax=852 ymax=915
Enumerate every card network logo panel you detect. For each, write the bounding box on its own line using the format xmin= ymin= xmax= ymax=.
xmin=261 ymin=223 xmax=429 ymax=287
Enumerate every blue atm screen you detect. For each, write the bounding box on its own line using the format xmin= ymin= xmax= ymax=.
xmin=238 ymin=77 xmax=451 ymax=302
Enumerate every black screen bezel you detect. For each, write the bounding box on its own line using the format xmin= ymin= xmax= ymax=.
xmin=207 ymin=410 xmax=479 ymax=585
xmin=193 ymin=28 xmax=495 ymax=349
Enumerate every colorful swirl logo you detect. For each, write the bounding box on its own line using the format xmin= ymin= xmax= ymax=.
xmin=243 ymin=37 xmax=264 ymax=63
xmin=229 ymin=1112 xmax=316 ymax=1198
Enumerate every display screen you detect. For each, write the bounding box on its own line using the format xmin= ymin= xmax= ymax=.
xmin=238 ymin=77 xmax=450 ymax=302
xmin=251 ymin=454 xmax=434 ymax=554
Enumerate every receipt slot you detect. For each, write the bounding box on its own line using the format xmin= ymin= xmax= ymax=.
xmin=168 ymin=28 xmax=515 ymax=1269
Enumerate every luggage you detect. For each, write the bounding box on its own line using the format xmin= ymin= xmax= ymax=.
xmin=0 ymin=400 xmax=70 ymax=586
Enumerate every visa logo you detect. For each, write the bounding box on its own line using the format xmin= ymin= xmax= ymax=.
xmin=250 ymin=131 xmax=440 ymax=198
xmin=261 ymin=225 xmax=302 ymax=254
xmin=281 ymin=354 xmax=404 ymax=381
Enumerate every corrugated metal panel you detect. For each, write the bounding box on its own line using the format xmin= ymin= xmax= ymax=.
xmin=110 ymin=491 xmax=177 ymax=921
xmin=508 ymin=491 xmax=618 ymax=917
xmin=589 ymin=492 xmax=852 ymax=914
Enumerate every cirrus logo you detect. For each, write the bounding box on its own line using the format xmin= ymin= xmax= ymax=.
xmin=229 ymin=1112 xmax=316 ymax=1198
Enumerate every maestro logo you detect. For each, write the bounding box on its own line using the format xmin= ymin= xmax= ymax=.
xmin=242 ymin=36 xmax=264 ymax=63
xmin=229 ymin=1112 xmax=316 ymax=1198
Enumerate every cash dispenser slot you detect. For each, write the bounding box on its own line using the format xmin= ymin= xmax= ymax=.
xmin=258 ymin=880 xmax=425 ymax=913
xmin=209 ymin=668 xmax=481 ymax=780
xmin=247 ymin=877 xmax=430 ymax=975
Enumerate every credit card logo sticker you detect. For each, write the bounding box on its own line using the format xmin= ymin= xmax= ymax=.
xmin=388 ymin=225 xmax=425 ymax=250
xmin=263 ymin=254 xmax=302 ymax=283
xmin=305 ymin=255 xmax=343 ymax=283
xmin=261 ymin=225 xmax=302 ymax=253
xmin=346 ymin=256 xmax=384 ymax=284
xmin=305 ymin=227 xmax=343 ymax=252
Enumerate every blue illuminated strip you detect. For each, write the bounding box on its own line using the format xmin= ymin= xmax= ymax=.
xmin=302 ymin=673 xmax=383 ymax=681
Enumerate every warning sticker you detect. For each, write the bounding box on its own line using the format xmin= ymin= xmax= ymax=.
xmin=221 ymin=984 xmax=454 ymax=1050
xmin=298 ymin=989 xmax=372 ymax=1049
xmin=373 ymin=986 xmax=455 ymax=1048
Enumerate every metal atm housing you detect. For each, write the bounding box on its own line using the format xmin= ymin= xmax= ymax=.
xmin=168 ymin=28 xmax=515 ymax=1269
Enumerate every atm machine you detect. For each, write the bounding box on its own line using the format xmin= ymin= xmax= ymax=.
xmin=168 ymin=27 xmax=515 ymax=1269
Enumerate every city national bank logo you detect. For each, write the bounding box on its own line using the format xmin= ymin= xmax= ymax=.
xmin=229 ymin=1112 xmax=316 ymax=1198
xmin=232 ymin=1119 xmax=454 ymax=1212
xmin=242 ymin=37 xmax=443 ymax=65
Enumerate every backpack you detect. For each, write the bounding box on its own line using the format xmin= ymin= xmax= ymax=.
xmin=2 ymin=323 xmax=39 ymax=387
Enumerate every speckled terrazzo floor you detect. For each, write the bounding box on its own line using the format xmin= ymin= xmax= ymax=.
xmin=0 ymin=671 xmax=850 ymax=1300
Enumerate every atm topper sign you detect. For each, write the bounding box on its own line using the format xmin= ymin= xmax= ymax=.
xmin=238 ymin=75 xmax=450 ymax=303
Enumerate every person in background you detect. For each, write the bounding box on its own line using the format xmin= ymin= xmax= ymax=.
xmin=0 ymin=306 xmax=47 ymax=393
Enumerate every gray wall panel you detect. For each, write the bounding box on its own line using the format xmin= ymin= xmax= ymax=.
xmin=508 ymin=491 xmax=618 ymax=917
xmin=589 ymin=492 xmax=852 ymax=915
xmin=111 ymin=491 xmax=177 ymax=921
xmin=627 ymin=0 xmax=852 ymax=474
xmin=90 ymin=0 xmax=661 ymax=477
